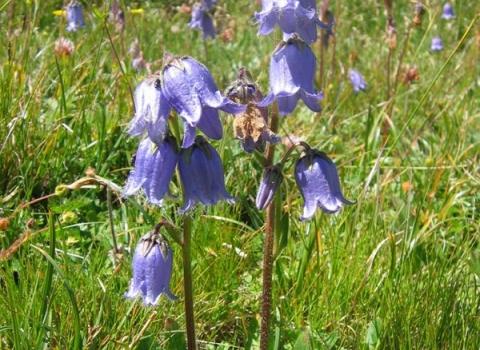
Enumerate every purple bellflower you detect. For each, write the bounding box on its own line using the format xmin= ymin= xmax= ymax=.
xmin=66 ymin=0 xmax=85 ymax=32
xmin=123 ymin=137 xmax=178 ymax=205
xmin=189 ymin=2 xmax=216 ymax=39
xmin=431 ymin=36 xmax=444 ymax=52
xmin=348 ymin=69 xmax=367 ymax=93
xmin=255 ymin=0 xmax=323 ymax=44
xmin=161 ymin=56 xmax=246 ymax=148
xmin=178 ymin=136 xmax=234 ymax=213
xmin=442 ymin=3 xmax=455 ymax=20
xmin=125 ymin=231 xmax=177 ymax=305
xmin=203 ymin=0 xmax=217 ymax=10
xmin=128 ymin=76 xmax=171 ymax=144
xmin=295 ymin=149 xmax=353 ymax=220
xmin=260 ymin=35 xmax=323 ymax=116
xmin=256 ymin=166 xmax=283 ymax=210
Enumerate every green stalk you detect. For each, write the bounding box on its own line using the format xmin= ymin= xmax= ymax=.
xmin=35 ymin=212 xmax=55 ymax=349
xmin=54 ymin=57 xmax=67 ymax=116
xmin=182 ymin=215 xmax=196 ymax=350
xmin=295 ymin=223 xmax=315 ymax=295
xmin=260 ymin=103 xmax=279 ymax=350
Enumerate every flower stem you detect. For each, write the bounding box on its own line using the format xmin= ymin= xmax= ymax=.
xmin=260 ymin=103 xmax=279 ymax=350
xmin=182 ymin=215 xmax=196 ymax=350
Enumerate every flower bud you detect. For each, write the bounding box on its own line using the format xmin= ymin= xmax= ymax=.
xmin=256 ymin=166 xmax=283 ymax=210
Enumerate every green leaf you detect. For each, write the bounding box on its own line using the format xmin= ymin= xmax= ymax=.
xmin=365 ymin=319 xmax=382 ymax=350
xmin=294 ymin=328 xmax=314 ymax=350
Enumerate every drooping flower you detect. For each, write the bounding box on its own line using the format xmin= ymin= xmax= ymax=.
xmin=256 ymin=165 xmax=283 ymax=210
xmin=226 ymin=68 xmax=280 ymax=152
xmin=255 ymin=0 xmax=322 ymax=44
xmin=203 ymin=0 xmax=217 ymax=10
xmin=442 ymin=3 xmax=455 ymax=20
xmin=178 ymin=136 xmax=234 ymax=213
xmin=431 ymin=36 xmax=444 ymax=52
xmin=123 ymin=137 xmax=178 ymax=205
xmin=295 ymin=149 xmax=353 ymax=220
xmin=128 ymin=76 xmax=171 ymax=143
xmin=189 ymin=2 xmax=216 ymax=39
xmin=260 ymin=35 xmax=323 ymax=116
xmin=161 ymin=56 xmax=245 ymax=148
xmin=65 ymin=0 xmax=85 ymax=32
xmin=125 ymin=230 xmax=177 ymax=305
xmin=348 ymin=69 xmax=367 ymax=93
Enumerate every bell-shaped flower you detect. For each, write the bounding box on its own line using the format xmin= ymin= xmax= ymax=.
xmin=178 ymin=136 xmax=234 ymax=213
xmin=189 ymin=2 xmax=216 ymax=39
xmin=161 ymin=56 xmax=245 ymax=148
xmin=260 ymin=36 xmax=323 ymax=116
xmin=295 ymin=149 xmax=353 ymax=220
xmin=442 ymin=3 xmax=455 ymax=20
xmin=203 ymin=0 xmax=217 ymax=10
xmin=123 ymin=137 xmax=178 ymax=205
xmin=431 ymin=36 xmax=444 ymax=52
xmin=66 ymin=0 xmax=85 ymax=32
xmin=255 ymin=0 xmax=322 ymax=44
xmin=125 ymin=231 xmax=177 ymax=305
xmin=348 ymin=69 xmax=367 ymax=93
xmin=256 ymin=165 xmax=283 ymax=210
xmin=128 ymin=76 xmax=171 ymax=144
xmin=225 ymin=68 xmax=280 ymax=152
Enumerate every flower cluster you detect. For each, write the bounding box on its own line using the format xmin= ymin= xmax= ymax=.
xmin=124 ymin=56 xmax=244 ymax=211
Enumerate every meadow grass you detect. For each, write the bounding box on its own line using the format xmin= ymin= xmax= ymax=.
xmin=0 ymin=1 xmax=479 ymax=349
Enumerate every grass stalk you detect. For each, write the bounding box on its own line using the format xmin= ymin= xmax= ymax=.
xmin=182 ymin=215 xmax=197 ymax=350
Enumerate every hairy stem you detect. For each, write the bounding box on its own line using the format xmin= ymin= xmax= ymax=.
xmin=260 ymin=103 xmax=279 ymax=350
xmin=182 ymin=215 xmax=196 ymax=350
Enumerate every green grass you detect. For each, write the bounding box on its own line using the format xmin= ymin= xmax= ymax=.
xmin=1 ymin=1 xmax=479 ymax=349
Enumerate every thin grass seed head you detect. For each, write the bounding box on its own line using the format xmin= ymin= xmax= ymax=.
xmin=442 ymin=3 xmax=455 ymax=20
xmin=413 ymin=2 xmax=426 ymax=26
xmin=348 ymin=68 xmax=367 ymax=93
xmin=255 ymin=0 xmax=322 ymax=44
xmin=65 ymin=0 xmax=85 ymax=32
xmin=109 ymin=0 xmax=125 ymax=32
xmin=295 ymin=149 xmax=353 ymax=220
xmin=259 ymin=35 xmax=323 ymax=115
xmin=320 ymin=10 xmax=335 ymax=48
xmin=178 ymin=136 xmax=234 ymax=213
xmin=161 ymin=56 xmax=246 ymax=148
xmin=125 ymin=231 xmax=177 ymax=305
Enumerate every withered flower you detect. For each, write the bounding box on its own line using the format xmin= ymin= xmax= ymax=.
xmin=226 ymin=68 xmax=280 ymax=153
